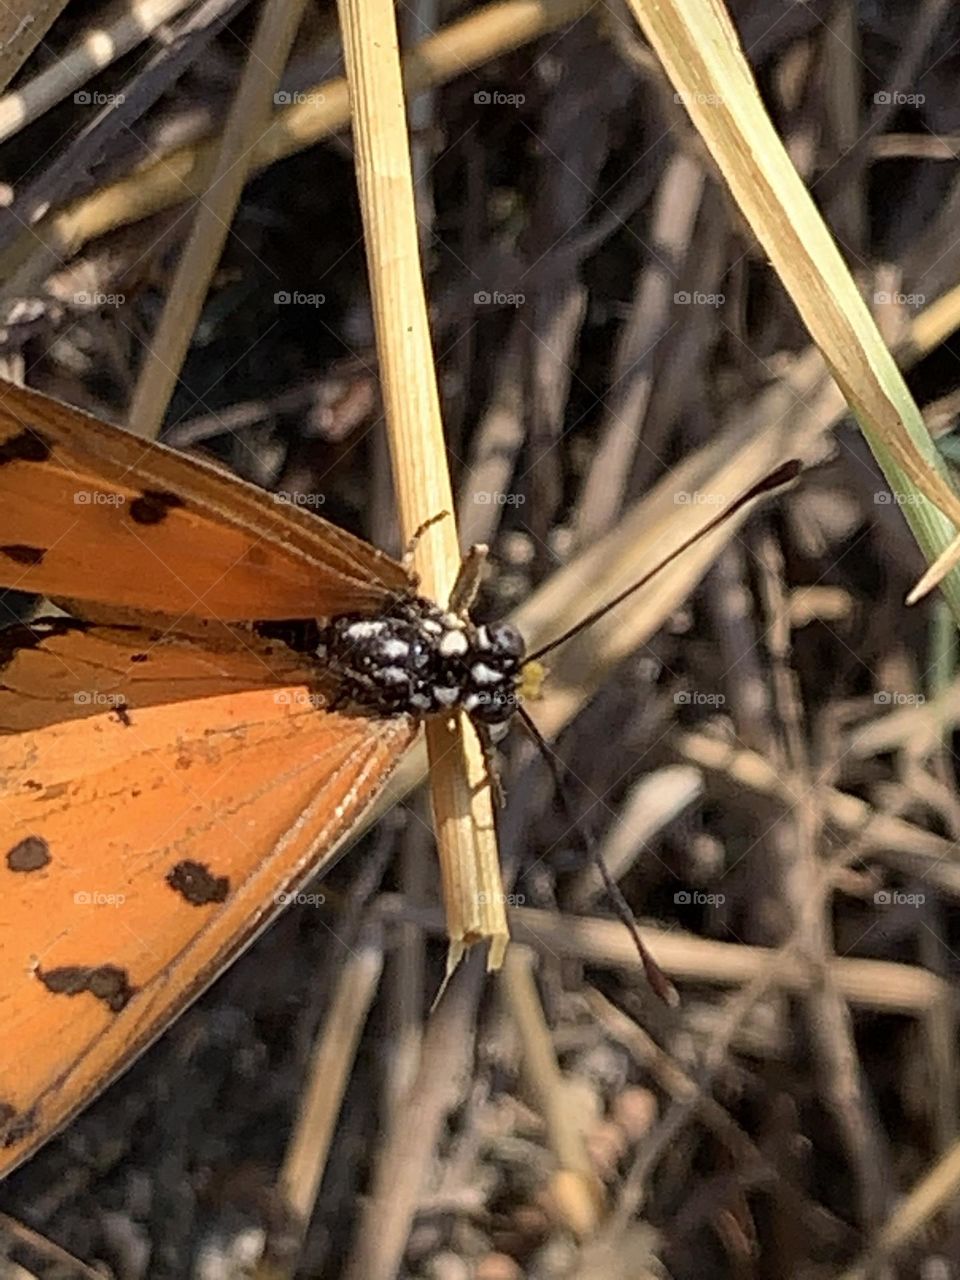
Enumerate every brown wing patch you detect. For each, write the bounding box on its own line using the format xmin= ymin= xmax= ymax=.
xmin=0 ymin=644 xmax=417 ymax=1177
xmin=0 ymin=378 xmax=412 ymax=619
xmin=0 ymin=430 xmax=51 ymax=465
xmin=166 ymin=860 xmax=230 ymax=905
xmin=128 ymin=490 xmax=185 ymax=525
xmin=0 ymin=1104 xmax=39 ymax=1150
xmin=6 ymin=835 xmax=50 ymax=871
xmin=0 ymin=545 xmax=46 ymax=566
xmin=37 ymin=965 xmax=137 ymax=1012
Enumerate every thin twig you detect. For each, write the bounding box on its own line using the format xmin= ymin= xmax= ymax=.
xmin=127 ymin=0 xmax=308 ymax=438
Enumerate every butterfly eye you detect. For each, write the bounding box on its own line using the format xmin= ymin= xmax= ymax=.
xmin=477 ymin=621 xmax=525 ymax=664
xmin=466 ymin=688 xmax=519 ymax=726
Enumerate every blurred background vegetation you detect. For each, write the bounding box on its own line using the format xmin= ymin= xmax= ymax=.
xmin=2 ymin=1 xmax=960 ymax=1277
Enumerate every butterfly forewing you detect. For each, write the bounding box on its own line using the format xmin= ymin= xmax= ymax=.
xmin=0 ymin=379 xmax=411 ymax=620
xmin=0 ymin=622 xmax=417 ymax=1177
xmin=0 ymin=381 xmax=425 ymax=1178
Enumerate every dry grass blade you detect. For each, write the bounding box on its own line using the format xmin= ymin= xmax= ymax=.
xmin=342 ymin=954 xmax=486 ymax=1280
xmin=0 ymin=0 xmax=592 ymax=299
xmin=500 ymin=946 xmax=604 ymax=1236
xmin=837 ymin=1139 xmax=960 ymax=1280
xmin=629 ymin=0 xmax=960 ymax=617
xmin=0 ymin=1210 xmax=104 ymax=1280
xmin=0 ymin=0 xmax=191 ymax=141
xmin=127 ymin=0 xmax=308 ymax=439
xmin=675 ymin=731 xmax=960 ymax=897
xmin=512 ymin=909 xmax=948 ymax=1014
xmin=377 ymin=898 xmax=948 ymax=1015
xmin=0 ymin=0 xmax=69 ymax=98
xmin=254 ymin=936 xmax=384 ymax=1280
xmin=336 ymin=0 xmax=507 ymax=967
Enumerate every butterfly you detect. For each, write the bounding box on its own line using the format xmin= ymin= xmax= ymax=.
xmin=0 ymin=375 xmax=800 ymax=1182
xmin=0 ymin=376 xmax=529 ymax=1179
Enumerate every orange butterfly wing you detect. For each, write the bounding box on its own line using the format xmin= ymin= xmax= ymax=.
xmin=0 ymin=381 xmax=424 ymax=1176
xmin=0 ymin=621 xmax=417 ymax=1177
xmin=0 ymin=378 xmax=411 ymax=619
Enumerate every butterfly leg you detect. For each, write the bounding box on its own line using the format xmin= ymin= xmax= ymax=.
xmin=473 ymin=719 xmax=507 ymax=808
xmin=402 ymin=511 xmax=450 ymax=571
xmin=448 ymin=544 xmax=489 ymax=616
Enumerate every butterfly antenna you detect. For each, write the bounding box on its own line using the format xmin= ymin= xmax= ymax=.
xmin=528 ymin=460 xmax=802 ymax=664
xmin=515 ymin=703 xmax=679 ymax=1007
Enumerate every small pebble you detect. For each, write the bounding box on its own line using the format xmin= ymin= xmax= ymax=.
xmin=474 ymin=1252 xmax=523 ymax=1280
xmin=423 ymin=1250 xmax=470 ymax=1280
xmin=611 ymin=1087 xmax=658 ymax=1141
xmin=586 ymin=1119 xmax=628 ymax=1178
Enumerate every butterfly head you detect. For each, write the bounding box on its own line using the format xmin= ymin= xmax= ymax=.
xmin=461 ymin=619 xmax=526 ymax=725
xmin=318 ymin=598 xmax=526 ymax=726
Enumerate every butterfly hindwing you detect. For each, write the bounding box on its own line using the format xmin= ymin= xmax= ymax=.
xmin=0 ymin=621 xmax=417 ymax=1177
xmin=0 ymin=616 xmax=325 ymax=731
xmin=0 ymin=379 xmax=412 ymax=620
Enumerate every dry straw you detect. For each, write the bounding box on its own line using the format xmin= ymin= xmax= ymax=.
xmin=127 ymin=0 xmax=308 ymax=439
xmin=628 ymin=0 xmax=960 ymax=616
xmin=0 ymin=0 xmax=591 ymax=299
xmin=337 ymin=0 xmax=508 ymax=969
xmin=0 ymin=0 xmax=68 ymax=97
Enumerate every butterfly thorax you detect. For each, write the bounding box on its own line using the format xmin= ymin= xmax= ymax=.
xmin=317 ymin=596 xmax=525 ymax=725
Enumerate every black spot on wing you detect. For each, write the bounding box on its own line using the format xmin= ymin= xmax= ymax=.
xmin=37 ymin=964 xmax=136 ymax=1013
xmin=6 ymin=836 xmax=50 ymax=872
xmin=0 ymin=1102 xmax=39 ymax=1149
xmin=166 ymin=860 xmax=230 ymax=906
xmin=112 ymin=699 xmax=132 ymax=727
xmin=129 ymin=490 xmax=185 ymax=525
xmin=0 ymin=544 xmax=46 ymax=566
xmin=0 ymin=430 xmax=51 ymax=466
xmin=130 ymin=652 xmax=148 ymax=663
